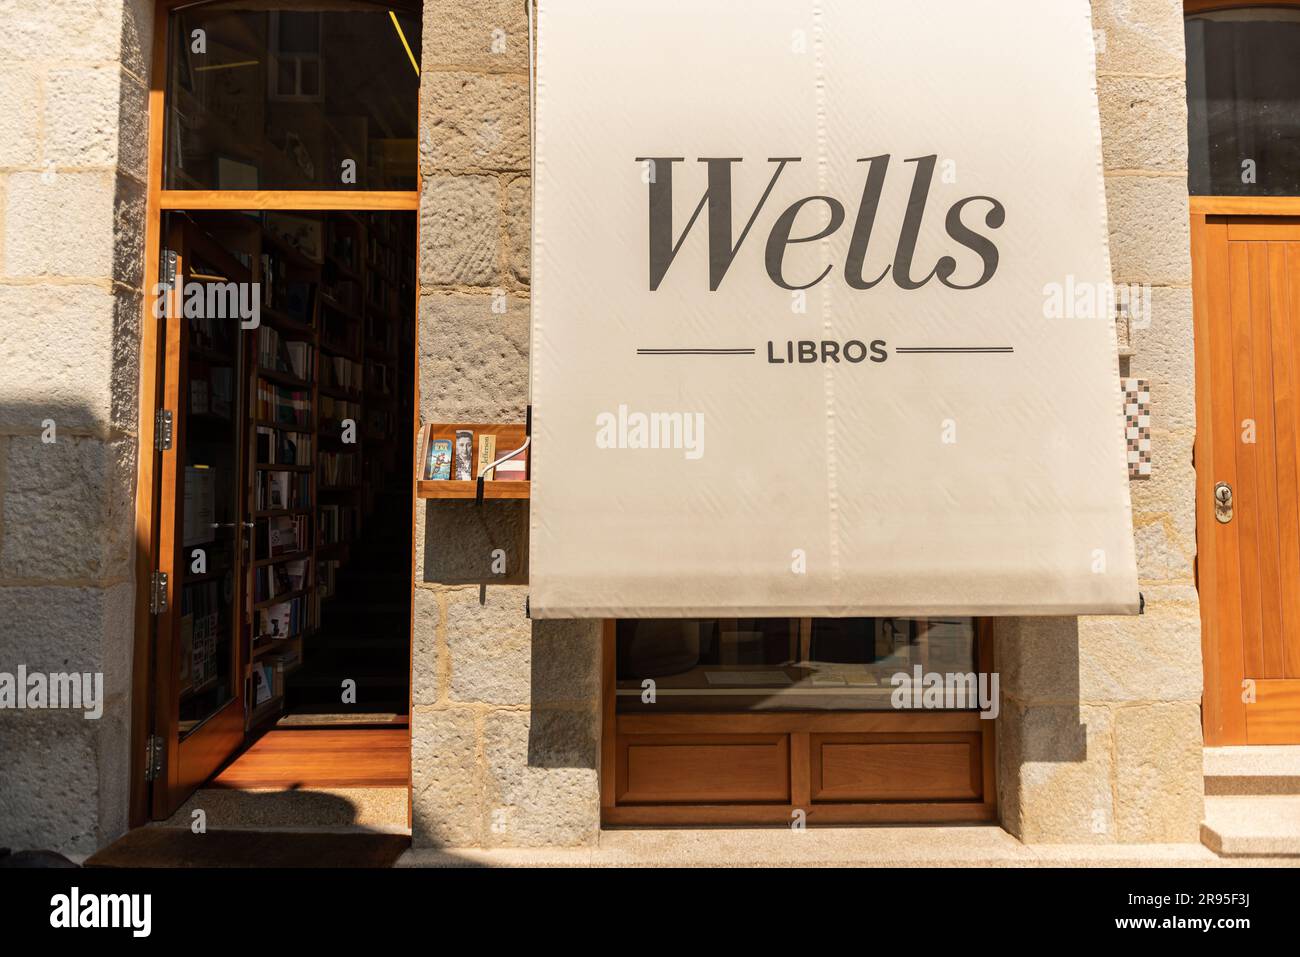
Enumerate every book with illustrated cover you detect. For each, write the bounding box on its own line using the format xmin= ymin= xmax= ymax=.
xmin=424 ymin=438 xmax=452 ymax=480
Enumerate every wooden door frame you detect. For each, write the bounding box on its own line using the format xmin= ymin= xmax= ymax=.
xmin=1186 ymin=2 xmax=1300 ymax=743
xmin=1193 ymin=206 xmax=1300 ymax=743
xmin=130 ymin=0 xmax=422 ymax=827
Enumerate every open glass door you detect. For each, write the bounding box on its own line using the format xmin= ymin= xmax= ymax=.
xmin=151 ymin=214 xmax=252 ymax=818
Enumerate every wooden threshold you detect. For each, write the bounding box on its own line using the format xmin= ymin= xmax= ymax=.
xmin=209 ymin=727 xmax=410 ymax=789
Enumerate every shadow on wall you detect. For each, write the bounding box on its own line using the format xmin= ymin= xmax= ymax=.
xmin=418 ymin=498 xmax=600 ymax=846
xmin=0 ymin=398 xmax=137 ymax=858
xmin=995 ymin=615 xmax=1096 ymax=840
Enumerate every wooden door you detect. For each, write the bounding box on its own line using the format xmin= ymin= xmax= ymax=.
xmin=1196 ymin=216 xmax=1300 ymax=744
xmin=150 ymin=216 xmax=253 ymax=817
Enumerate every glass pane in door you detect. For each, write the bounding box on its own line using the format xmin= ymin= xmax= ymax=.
xmin=175 ymin=227 xmax=248 ymax=738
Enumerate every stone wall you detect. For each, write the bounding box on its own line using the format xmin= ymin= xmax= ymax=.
xmin=997 ymin=0 xmax=1204 ymax=844
xmin=0 ymin=0 xmax=150 ymax=855
xmin=412 ymin=0 xmax=602 ymax=848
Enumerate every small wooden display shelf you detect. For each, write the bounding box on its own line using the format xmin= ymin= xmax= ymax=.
xmin=415 ymin=422 xmax=529 ymax=501
xmin=417 ymin=479 xmax=529 ymax=500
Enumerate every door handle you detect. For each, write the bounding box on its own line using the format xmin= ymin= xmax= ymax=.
xmin=1214 ymin=482 xmax=1233 ymax=524
xmin=212 ymin=521 xmax=255 ymax=529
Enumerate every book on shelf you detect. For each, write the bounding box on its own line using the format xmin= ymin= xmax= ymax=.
xmin=323 ymin=355 xmax=363 ymax=392
xmin=265 ymin=514 xmax=309 ymax=557
xmin=495 ymin=442 xmax=528 ymax=481
xmin=477 ymin=434 xmax=497 ymax=480
xmin=318 ymin=504 xmax=359 ymax=545
xmin=319 ymin=395 xmax=360 ymax=428
xmin=256 ymin=597 xmax=305 ymax=640
xmin=252 ymin=662 xmax=275 ymax=706
xmin=257 ymin=326 xmax=314 ymax=380
xmin=319 ymin=451 xmax=359 ymax=486
xmin=255 ymin=558 xmax=309 ymax=601
xmin=256 ymin=382 xmax=312 ymax=428
xmin=256 ymin=427 xmax=313 ymax=467
xmin=256 ymin=469 xmax=310 ymax=510
xmin=422 ymin=438 xmax=452 ymax=480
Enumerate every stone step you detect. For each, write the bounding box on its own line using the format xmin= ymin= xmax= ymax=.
xmin=1204 ymin=746 xmax=1300 ymax=795
xmin=1201 ymin=795 xmax=1300 ymax=857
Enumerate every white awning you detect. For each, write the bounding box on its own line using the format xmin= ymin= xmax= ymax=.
xmin=529 ymin=0 xmax=1138 ymax=618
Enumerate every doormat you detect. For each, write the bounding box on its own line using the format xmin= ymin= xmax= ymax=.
xmin=84 ymin=828 xmax=409 ymax=868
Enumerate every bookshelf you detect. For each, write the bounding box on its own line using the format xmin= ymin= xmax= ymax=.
xmin=249 ymin=228 xmax=320 ymax=727
xmin=241 ymin=210 xmax=415 ymax=728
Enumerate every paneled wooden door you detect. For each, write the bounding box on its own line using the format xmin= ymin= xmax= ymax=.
xmin=1196 ymin=216 xmax=1300 ymax=744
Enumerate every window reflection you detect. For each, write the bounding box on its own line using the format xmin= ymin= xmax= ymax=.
xmin=615 ymin=618 xmax=979 ymax=712
xmin=1186 ymin=9 xmax=1300 ymax=196
xmin=166 ymin=3 xmax=421 ymax=190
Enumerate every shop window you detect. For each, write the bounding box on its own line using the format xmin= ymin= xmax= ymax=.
xmin=615 ymin=617 xmax=979 ymax=713
xmin=1186 ymin=8 xmax=1300 ymax=195
xmin=165 ymin=2 xmax=421 ymax=190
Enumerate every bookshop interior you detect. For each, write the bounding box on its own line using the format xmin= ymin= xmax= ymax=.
xmin=145 ymin=1 xmax=425 ymax=820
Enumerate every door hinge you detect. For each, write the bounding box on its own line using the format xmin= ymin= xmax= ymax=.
xmin=149 ymin=571 xmax=168 ymax=614
xmin=144 ymin=734 xmax=164 ymax=783
xmin=161 ymin=248 xmax=177 ymax=287
xmin=154 ymin=409 xmax=173 ymax=452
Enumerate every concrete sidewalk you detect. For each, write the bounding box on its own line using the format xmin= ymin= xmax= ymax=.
xmin=396 ymin=826 xmax=1296 ymax=868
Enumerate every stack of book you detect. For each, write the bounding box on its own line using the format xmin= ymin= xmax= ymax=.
xmin=256 ymin=382 xmax=312 ymax=427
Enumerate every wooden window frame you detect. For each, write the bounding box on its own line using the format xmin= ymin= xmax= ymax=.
xmin=130 ymin=0 xmax=422 ymax=827
xmin=599 ymin=619 xmax=997 ymax=827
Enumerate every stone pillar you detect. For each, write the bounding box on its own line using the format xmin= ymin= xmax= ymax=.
xmin=998 ymin=0 xmax=1204 ymax=845
xmin=412 ymin=0 xmax=602 ymax=848
xmin=0 ymin=0 xmax=151 ymax=855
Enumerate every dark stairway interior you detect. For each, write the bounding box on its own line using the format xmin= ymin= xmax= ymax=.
xmin=284 ymin=495 xmax=411 ymax=718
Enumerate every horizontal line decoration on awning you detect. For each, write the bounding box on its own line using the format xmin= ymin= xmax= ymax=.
xmin=529 ymin=0 xmax=1138 ymax=618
